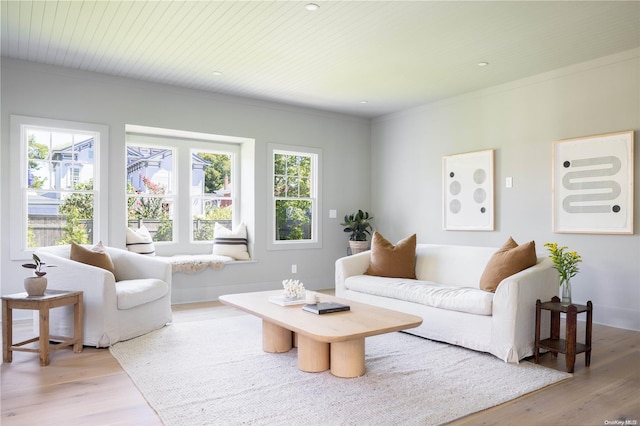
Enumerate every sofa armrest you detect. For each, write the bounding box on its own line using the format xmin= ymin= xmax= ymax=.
xmin=490 ymin=257 xmax=559 ymax=362
xmin=108 ymin=247 xmax=172 ymax=285
xmin=335 ymin=251 xmax=371 ymax=296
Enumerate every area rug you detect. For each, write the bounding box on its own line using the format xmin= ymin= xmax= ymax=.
xmin=110 ymin=315 xmax=571 ymax=426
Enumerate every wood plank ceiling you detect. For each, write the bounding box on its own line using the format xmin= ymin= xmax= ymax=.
xmin=2 ymin=1 xmax=639 ymax=118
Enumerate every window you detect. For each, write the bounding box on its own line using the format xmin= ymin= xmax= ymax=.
xmin=125 ymin=126 xmax=245 ymax=253
xmin=268 ymin=144 xmax=322 ymax=250
xmin=126 ymin=144 xmax=176 ymax=242
xmin=191 ymin=150 xmax=234 ymax=241
xmin=10 ymin=115 xmax=108 ymax=259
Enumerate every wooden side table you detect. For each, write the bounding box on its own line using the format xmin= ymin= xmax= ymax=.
xmin=534 ymin=296 xmax=592 ymax=373
xmin=2 ymin=289 xmax=83 ymax=366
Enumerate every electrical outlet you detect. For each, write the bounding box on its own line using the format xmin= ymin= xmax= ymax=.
xmin=291 ymin=264 xmax=297 ymax=274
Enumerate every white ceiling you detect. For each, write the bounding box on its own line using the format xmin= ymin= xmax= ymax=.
xmin=2 ymin=1 xmax=639 ymax=118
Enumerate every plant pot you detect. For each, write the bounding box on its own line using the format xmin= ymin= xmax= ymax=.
xmin=24 ymin=276 xmax=47 ymax=297
xmin=349 ymin=240 xmax=370 ymax=255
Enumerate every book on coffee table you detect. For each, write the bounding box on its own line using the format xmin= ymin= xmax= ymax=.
xmin=302 ymin=302 xmax=350 ymax=315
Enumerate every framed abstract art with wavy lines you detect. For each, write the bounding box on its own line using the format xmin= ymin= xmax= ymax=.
xmin=552 ymin=131 xmax=634 ymax=234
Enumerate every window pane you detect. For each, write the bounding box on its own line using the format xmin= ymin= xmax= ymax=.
xmin=127 ymin=196 xmax=174 ymax=242
xmin=275 ymin=199 xmax=312 ymax=241
xmin=126 ymin=146 xmax=174 ymax=194
xmin=192 ymin=199 xmax=232 ymax=241
xmin=274 ymin=153 xmax=286 ymax=175
xmin=274 ymin=176 xmax=285 ymax=196
xmin=27 ymin=192 xmax=94 ymax=247
xmin=193 ymin=152 xmax=231 ymax=195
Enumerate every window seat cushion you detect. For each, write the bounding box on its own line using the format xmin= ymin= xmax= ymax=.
xmin=157 ymin=254 xmax=234 ymax=274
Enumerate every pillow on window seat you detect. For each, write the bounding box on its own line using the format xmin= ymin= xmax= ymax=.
xmin=212 ymin=222 xmax=250 ymax=260
xmin=126 ymin=225 xmax=156 ymax=255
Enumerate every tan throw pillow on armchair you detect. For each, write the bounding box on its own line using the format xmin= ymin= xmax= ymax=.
xmin=479 ymin=237 xmax=537 ymax=292
xmin=70 ymin=241 xmax=118 ymax=281
xmin=365 ymin=232 xmax=417 ymax=279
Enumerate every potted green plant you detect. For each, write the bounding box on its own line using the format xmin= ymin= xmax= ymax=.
xmin=544 ymin=242 xmax=582 ymax=306
xmin=341 ymin=210 xmax=374 ymax=254
xmin=22 ymin=253 xmax=54 ymax=296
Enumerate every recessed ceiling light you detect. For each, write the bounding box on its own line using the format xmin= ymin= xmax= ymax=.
xmin=212 ymin=71 xmax=223 ymax=76
xmin=305 ymin=3 xmax=319 ymax=11
xmin=360 ymin=100 xmax=368 ymax=104
xmin=477 ymin=62 xmax=489 ymax=67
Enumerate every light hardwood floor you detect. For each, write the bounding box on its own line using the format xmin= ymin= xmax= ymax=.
xmin=2 ymin=298 xmax=639 ymax=426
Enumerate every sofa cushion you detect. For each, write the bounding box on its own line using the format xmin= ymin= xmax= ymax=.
xmin=212 ymin=222 xmax=251 ymax=260
xmin=345 ymin=275 xmax=493 ymax=316
xmin=126 ymin=225 xmax=156 ymax=255
xmin=365 ymin=232 xmax=417 ymax=279
xmin=70 ymin=241 xmax=118 ymax=281
xmin=115 ymin=279 xmax=169 ymax=310
xmin=479 ymin=237 xmax=537 ymax=292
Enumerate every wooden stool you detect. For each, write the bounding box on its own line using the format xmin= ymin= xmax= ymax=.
xmin=2 ymin=290 xmax=83 ymax=366
xmin=534 ymin=296 xmax=592 ymax=373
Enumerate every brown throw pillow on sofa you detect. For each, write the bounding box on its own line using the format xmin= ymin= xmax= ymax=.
xmin=365 ymin=232 xmax=417 ymax=279
xmin=70 ymin=241 xmax=118 ymax=281
xmin=479 ymin=237 xmax=537 ymax=292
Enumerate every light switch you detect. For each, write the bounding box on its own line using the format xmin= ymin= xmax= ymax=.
xmin=329 ymin=209 xmax=337 ymax=219
xmin=506 ymin=177 xmax=513 ymax=188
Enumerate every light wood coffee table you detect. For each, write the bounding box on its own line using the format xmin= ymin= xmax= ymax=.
xmin=219 ymin=290 xmax=422 ymax=378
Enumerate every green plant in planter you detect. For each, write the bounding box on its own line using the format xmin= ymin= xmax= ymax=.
xmin=22 ymin=254 xmax=55 ymax=277
xmin=341 ymin=210 xmax=374 ymax=241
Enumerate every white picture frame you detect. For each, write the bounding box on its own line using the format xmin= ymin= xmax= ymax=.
xmin=552 ymin=131 xmax=634 ymax=234
xmin=442 ymin=149 xmax=494 ymax=231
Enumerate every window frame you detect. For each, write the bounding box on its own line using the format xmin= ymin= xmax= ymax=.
xmin=9 ymin=115 xmax=109 ymax=260
xmin=267 ymin=143 xmax=322 ymax=250
xmin=125 ymin=127 xmax=242 ymax=253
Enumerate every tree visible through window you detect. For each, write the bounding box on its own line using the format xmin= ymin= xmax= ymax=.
xmin=126 ymin=146 xmax=175 ymax=242
xmin=272 ymin=149 xmax=318 ymax=243
xmin=24 ymin=127 xmax=97 ymax=247
xmin=191 ymin=151 xmax=233 ymax=241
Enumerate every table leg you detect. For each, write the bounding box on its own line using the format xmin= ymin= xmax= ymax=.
xmin=565 ymin=305 xmax=577 ymax=373
xmin=39 ymin=305 xmax=50 ymax=366
xmin=73 ymin=294 xmax=83 ymax=353
xmin=534 ymin=300 xmax=541 ymax=364
xmin=2 ymin=300 xmax=12 ymax=363
xmin=330 ymin=338 xmax=365 ymax=378
xmin=585 ymin=301 xmax=593 ymax=367
xmin=297 ymin=334 xmax=330 ymax=372
xmin=550 ymin=308 xmax=560 ymax=358
xmin=262 ymin=320 xmax=292 ymax=353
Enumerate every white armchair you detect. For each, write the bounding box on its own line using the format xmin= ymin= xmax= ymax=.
xmin=35 ymin=245 xmax=172 ymax=347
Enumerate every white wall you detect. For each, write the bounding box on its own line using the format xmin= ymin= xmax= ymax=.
xmin=0 ymin=58 xmax=371 ymax=316
xmin=371 ymin=49 xmax=640 ymax=331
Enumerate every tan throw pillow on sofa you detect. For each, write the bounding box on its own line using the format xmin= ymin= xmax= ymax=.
xmin=70 ymin=241 xmax=118 ymax=281
xmin=479 ymin=237 xmax=537 ymax=292
xmin=365 ymin=232 xmax=417 ymax=279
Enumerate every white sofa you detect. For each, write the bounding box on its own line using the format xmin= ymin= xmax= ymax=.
xmin=35 ymin=245 xmax=172 ymax=347
xmin=335 ymin=244 xmax=559 ymax=363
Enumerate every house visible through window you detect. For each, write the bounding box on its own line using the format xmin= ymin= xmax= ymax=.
xmin=268 ymin=144 xmax=321 ymax=250
xmin=191 ymin=150 xmax=234 ymax=241
xmin=9 ymin=115 xmax=107 ymax=258
xmin=125 ymin=131 xmax=239 ymax=246
xmin=126 ymin=145 xmax=176 ymax=242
